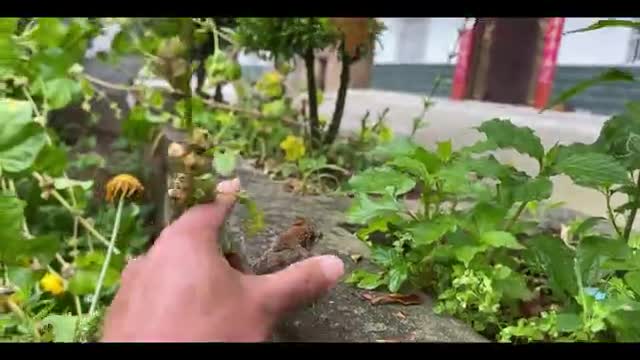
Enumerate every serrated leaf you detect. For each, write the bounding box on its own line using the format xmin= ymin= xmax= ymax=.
xmin=407 ymin=216 xmax=458 ymax=246
xmin=556 ymin=313 xmax=582 ymax=332
xmin=625 ymin=271 xmax=640 ymax=297
xmin=479 ymin=231 xmax=525 ymax=250
xmin=41 ymin=314 xmax=78 ymax=343
xmin=0 ymin=99 xmax=47 ymax=173
xmin=213 ymin=149 xmax=237 ymax=177
xmin=388 ymin=265 xmax=408 ymax=293
xmin=348 ymin=167 xmax=416 ymax=195
xmin=468 ymin=202 xmax=508 ymax=235
xmin=345 ymin=270 xmax=384 ymax=290
xmin=465 ymin=155 xmax=511 ymax=179
xmin=526 ymin=235 xmax=578 ymax=299
xmin=413 ymin=147 xmax=443 ymax=174
xmin=436 ymin=140 xmax=452 ymax=162
xmin=512 ymin=177 xmax=553 ymax=203
xmin=453 ymin=245 xmax=486 ymax=267
xmin=554 ymin=152 xmax=630 ymax=188
xmin=346 ymin=191 xmax=404 ymax=225
xmin=53 ymin=178 xmax=93 ymax=191
xmin=386 ymin=156 xmax=429 ymax=181
xmin=566 ymin=20 xmax=640 ymax=34
xmin=546 ymin=69 xmax=635 ymax=111
xmin=476 ymin=118 xmax=544 ymax=164
xmin=43 ymin=78 xmax=82 ymax=110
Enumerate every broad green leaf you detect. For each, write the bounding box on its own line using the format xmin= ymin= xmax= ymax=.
xmin=41 ymin=314 xmax=78 ymax=343
xmin=493 ymin=270 xmax=533 ymax=301
xmin=237 ymin=194 xmax=265 ymax=236
xmin=348 ymin=167 xmax=416 ymax=195
xmin=43 ymin=78 xmax=82 ymax=110
xmin=53 ymin=178 xmax=93 ymax=191
xmin=573 ymin=217 xmax=606 ymax=239
xmin=386 ymin=156 xmax=429 ymax=181
xmin=30 ymin=18 xmax=67 ymax=48
xmin=593 ymin=102 xmax=640 ymax=171
xmin=370 ymin=137 xmax=418 ymax=160
xmin=0 ymin=99 xmax=47 ymax=173
xmin=213 ymin=149 xmax=237 ymax=177
xmin=468 ymin=202 xmax=508 ymax=235
xmin=111 ymin=30 xmax=134 ymax=54
xmin=345 ymin=270 xmax=384 ymax=290
xmin=608 ymin=310 xmax=640 ymax=342
xmin=7 ymin=266 xmax=39 ymax=291
xmin=546 ymin=69 xmax=635 ymax=111
xmin=355 ymin=216 xmax=402 ymax=241
xmin=479 ymin=231 xmax=525 ymax=250
xmin=556 ymin=313 xmax=582 ymax=332
xmin=436 ymin=140 xmax=452 ymax=162
xmin=0 ymin=18 xmax=18 ymax=34
xmin=625 ymin=271 xmax=640 ymax=297
xmin=476 ymin=118 xmax=545 ymax=164
xmin=413 ymin=147 xmax=443 ymax=174
xmin=407 ymin=216 xmax=458 ymax=246
xmin=554 ymin=152 xmax=630 ymax=188
xmin=388 ymin=265 xmax=408 ymax=293
xmin=566 ymin=20 xmax=640 ymax=34
xmin=371 ymin=246 xmax=395 ymax=267
xmin=17 ymin=235 xmax=60 ymax=267
xmin=67 ymin=268 xmax=119 ymax=296
xmin=453 ymin=245 xmax=486 ymax=267
xmin=512 ymin=177 xmax=553 ymax=203
xmin=526 ymin=235 xmax=578 ymax=299
xmin=261 ymin=99 xmax=287 ymax=119
xmin=0 ymin=195 xmax=27 ymax=264
xmin=34 ymin=145 xmax=68 ymax=177
xmin=346 ymin=191 xmax=404 ymax=224
xmin=465 ymin=155 xmax=512 ymax=179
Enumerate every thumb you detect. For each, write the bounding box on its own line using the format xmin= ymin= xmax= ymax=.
xmin=255 ymin=255 xmax=344 ymax=317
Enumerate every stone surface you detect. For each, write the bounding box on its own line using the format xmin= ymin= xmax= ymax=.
xmin=225 ymin=163 xmax=486 ymax=343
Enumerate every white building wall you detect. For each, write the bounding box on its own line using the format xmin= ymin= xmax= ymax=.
xmin=558 ymin=18 xmax=636 ymax=66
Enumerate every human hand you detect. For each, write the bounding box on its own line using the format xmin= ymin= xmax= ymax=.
xmin=101 ymin=178 xmax=344 ymax=342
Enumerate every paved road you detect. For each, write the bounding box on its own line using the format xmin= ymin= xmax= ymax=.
xmin=321 ymin=89 xmax=627 ymax=224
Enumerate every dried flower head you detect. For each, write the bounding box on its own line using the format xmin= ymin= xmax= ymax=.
xmin=40 ymin=272 xmax=65 ymax=296
xmin=105 ymin=174 xmax=144 ymax=202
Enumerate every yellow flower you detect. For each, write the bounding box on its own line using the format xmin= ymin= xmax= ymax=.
xmin=40 ymin=272 xmax=65 ymax=296
xmin=105 ymin=173 xmax=144 ymax=202
xmin=280 ymin=135 xmax=306 ymax=162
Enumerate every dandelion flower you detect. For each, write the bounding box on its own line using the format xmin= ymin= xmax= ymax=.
xmin=40 ymin=272 xmax=65 ymax=296
xmin=105 ymin=174 xmax=144 ymax=203
xmin=280 ymin=135 xmax=306 ymax=162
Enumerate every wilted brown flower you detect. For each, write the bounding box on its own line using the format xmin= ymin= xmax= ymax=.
xmin=105 ymin=174 xmax=144 ymax=202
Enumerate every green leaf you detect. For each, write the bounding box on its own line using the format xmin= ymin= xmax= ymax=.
xmin=0 ymin=195 xmax=27 ymax=264
xmin=386 ymin=156 xmax=429 ymax=181
xmin=566 ymin=20 xmax=640 ymax=34
xmin=41 ymin=314 xmax=78 ymax=343
xmin=18 ymin=235 xmax=60 ymax=267
xmin=546 ymin=69 xmax=635 ymax=111
xmin=0 ymin=99 xmax=47 ymax=173
xmin=479 ymin=231 xmax=525 ymax=250
xmin=526 ymin=235 xmax=578 ymax=299
xmin=34 ymin=145 xmax=68 ymax=177
xmin=465 ymin=155 xmax=511 ymax=179
xmin=554 ymin=152 xmax=630 ymax=188
xmin=625 ymin=271 xmax=640 ymax=297
xmin=388 ymin=265 xmax=408 ymax=293
xmin=43 ymin=78 xmax=82 ymax=110
xmin=436 ymin=140 xmax=452 ymax=162
xmin=453 ymin=245 xmax=486 ymax=267
xmin=407 ymin=216 xmax=458 ymax=246
xmin=476 ymin=118 xmax=545 ymax=164
xmin=0 ymin=18 xmax=18 ymax=34
xmin=556 ymin=313 xmax=582 ymax=332
xmin=468 ymin=202 xmax=508 ymax=235
xmin=348 ymin=167 xmax=416 ymax=195
xmin=237 ymin=194 xmax=265 ymax=236
xmin=512 ymin=177 xmax=553 ymax=203
xmin=494 ymin=270 xmax=534 ymax=301
xmin=346 ymin=190 xmax=404 ymax=224
xmin=111 ymin=30 xmax=134 ymax=54
xmin=261 ymin=99 xmax=287 ymax=118
xmin=7 ymin=266 xmax=39 ymax=291
xmin=67 ymin=268 xmax=119 ymax=296
xmin=593 ymin=103 xmax=640 ymax=171
xmin=53 ymin=178 xmax=93 ymax=191
xmin=213 ymin=149 xmax=237 ymax=177
xmin=413 ymin=147 xmax=443 ymax=174
xmin=370 ymin=137 xmax=418 ymax=160
xmin=345 ymin=270 xmax=384 ymax=290
xmin=30 ymin=18 xmax=67 ymax=48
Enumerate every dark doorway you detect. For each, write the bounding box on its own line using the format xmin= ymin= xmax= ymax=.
xmin=483 ymin=18 xmax=542 ymax=105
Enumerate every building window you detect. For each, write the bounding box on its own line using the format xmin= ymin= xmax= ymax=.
xmin=628 ymin=18 xmax=640 ymax=63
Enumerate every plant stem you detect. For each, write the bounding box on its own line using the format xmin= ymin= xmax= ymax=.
xmin=323 ymin=47 xmax=351 ymax=145
xmin=83 ymin=74 xmax=138 ymax=92
xmin=74 ymin=295 xmax=83 ymax=318
xmin=505 ymin=201 xmax=528 ymax=231
xmin=623 ymin=172 xmax=640 ymax=241
xmin=605 ymin=189 xmax=623 ymax=238
xmin=89 ymin=193 xmax=125 ymax=315
xmin=303 ymin=47 xmax=321 ymax=148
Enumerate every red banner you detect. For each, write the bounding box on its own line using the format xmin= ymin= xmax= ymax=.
xmin=451 ymin=19 xmax=476 ymax=100
xmin=533 ymin=18 xmax=565 ymax=109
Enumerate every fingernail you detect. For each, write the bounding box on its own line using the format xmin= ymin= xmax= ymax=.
xmin=319 ymin=255 xmax=344 ymax=283
xmin=217 ymin=177 xmax=241 ymax=193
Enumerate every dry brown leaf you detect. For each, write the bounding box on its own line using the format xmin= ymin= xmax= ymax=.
xmin=284 ymin=178 xmax=304 ymax=193
xmin=330 ymin=18 xmax=371 ymax=58
xmin=375 ymin=332 xmax=416 ymax=342
xmin=350 ymin=254 xmax=362 ymax=263
xmin=394 ymin=311 xmax=407 ymax=320
xmin=360 ymin=292 xmax=423 ymax=306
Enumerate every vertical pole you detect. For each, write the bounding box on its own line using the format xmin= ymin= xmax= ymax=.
xmin=451 ymin=19 xmax=476 ymax=100
xmin=533 ymin=17 xmax=565 ymax=109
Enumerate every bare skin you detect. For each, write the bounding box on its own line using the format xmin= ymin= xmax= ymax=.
xmin=101 ymin=178 xmax=344 ymax=342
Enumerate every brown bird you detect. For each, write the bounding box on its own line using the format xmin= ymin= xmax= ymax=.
xmin=252 ymin=217 xmax=321 ymax=275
